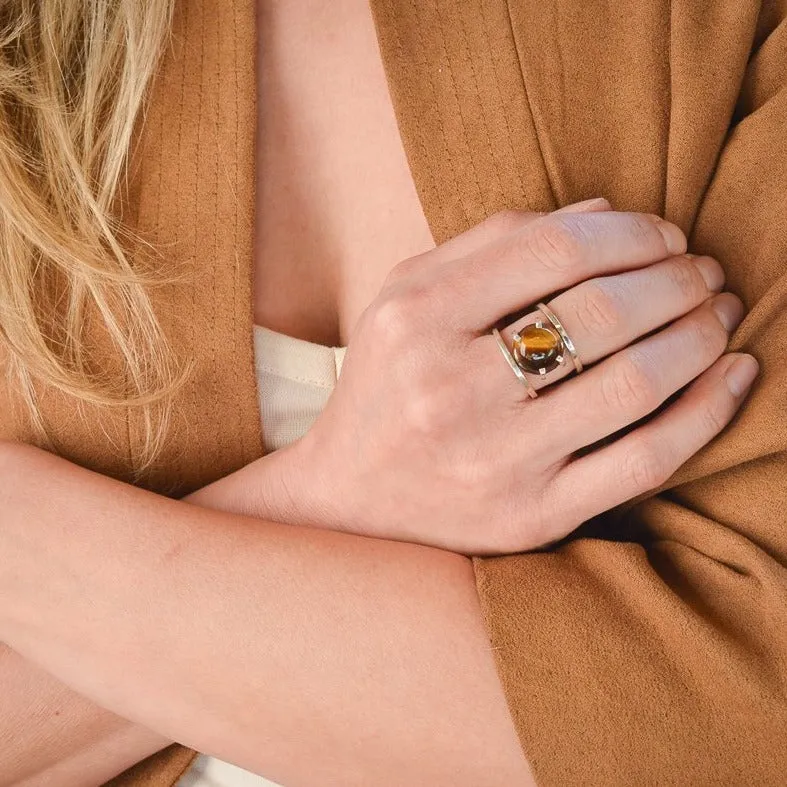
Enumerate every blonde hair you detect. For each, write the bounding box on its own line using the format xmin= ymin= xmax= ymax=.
xmin=0 ymin=0 xmax=179 ymax=470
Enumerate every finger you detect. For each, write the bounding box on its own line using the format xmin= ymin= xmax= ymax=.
xmin=539 ymin=293 xmax=745 ymax=456
xmin=496 ymin=254 xmax=725 ymax=390
xmin=554 ymin=197 xmax=612 ymax=214
xmin=406 ymin=198 xmax=612 ymax=269
xmin=446 ymin=211 xmax=687 ymax=331
xmin=547 ymin=353 xmax=759 ymax=532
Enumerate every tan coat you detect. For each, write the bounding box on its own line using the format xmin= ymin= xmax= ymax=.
xmin=3 ymin=0 xmax=785 ymax=784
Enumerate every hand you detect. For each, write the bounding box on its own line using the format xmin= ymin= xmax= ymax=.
xmin=265 ymin=200 xmax=757 ymax=554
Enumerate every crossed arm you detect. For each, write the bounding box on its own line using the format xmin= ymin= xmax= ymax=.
xmin=6 ymin=6 xmax=787 ymax=783
xmin=0 ymin=443 xmax=534 ymax=787
xmin=0 ymin=645 xmax=169 ymax=786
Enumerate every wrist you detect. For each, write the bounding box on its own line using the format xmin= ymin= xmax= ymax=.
xmin=272 ymin=430 xmax=377 ymax=537
xmin=184 ymin=436 xmax=331 ymax=530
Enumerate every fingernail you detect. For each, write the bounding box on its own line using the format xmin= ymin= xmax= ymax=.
xmin=556 ymin=197 xmax=611 ymax=213
xmin=652 ymin=218 xmax=687 ymax=255
xmin=725 ymin=354 xmax=759 ymax=396
xmin=693 ymin=256 xmax=725 ymax=292
xmin=712 ymin=293 xmax=745 ymax=332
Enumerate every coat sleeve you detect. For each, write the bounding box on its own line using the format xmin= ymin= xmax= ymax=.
xmin=471 ymin=5 xmax=787 ymax=785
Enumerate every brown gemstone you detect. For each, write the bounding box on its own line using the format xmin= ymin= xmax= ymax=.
xmin=513 ymin=325 xmax=564 ymax=374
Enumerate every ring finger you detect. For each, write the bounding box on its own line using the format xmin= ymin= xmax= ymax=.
xmin=495 ymin=253 xmax=725 ymax=392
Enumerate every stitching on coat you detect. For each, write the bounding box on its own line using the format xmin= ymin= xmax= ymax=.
xmin=384 ymin=0 xmax=455 ymax=231
xmin=503 ymin=0 xmax=558 ymax=207
xmin=453 ymin=0 xmax=509 ymax=208
xmin=430 ymin=0 xmax=489 ymax=217
xmin=477 ymin=0 xmax=533 ymax=210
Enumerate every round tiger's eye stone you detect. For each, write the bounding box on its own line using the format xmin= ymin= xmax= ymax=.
xmin=513 ymin=325 xmax=564 ymax=374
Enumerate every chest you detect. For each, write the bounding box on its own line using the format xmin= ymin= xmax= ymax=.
xmin=253 ymin=0 xmax=434 ymax=347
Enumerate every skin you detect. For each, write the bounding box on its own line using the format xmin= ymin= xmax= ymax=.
xmin=0 ymin=205 xmax=757 ymax=786
xmin=0 ymin=0 xmax=759 ymax=783
xmin=7 ymin=0 xmax=436 ymax=779
xmin=4 ymin=705 xmax=166 ymax=787
xmin=253 ymin=0 xmax=434 ymax=345
xmin=1 ymin=451 xmax=534 ymax=787
xmin=4 ymin=0 xmax=438 ymax=780
xmin=224 ymin=207 xmax=754 ymax=555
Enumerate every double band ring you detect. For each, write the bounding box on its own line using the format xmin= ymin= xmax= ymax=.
xmin=494 ymin=302 xmax=583 ymax=397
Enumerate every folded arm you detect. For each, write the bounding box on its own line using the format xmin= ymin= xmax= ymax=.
xmin=0 ymin=443 xmax=533 ymax=787
xmin=0 ymin=646 xmax=170 ymax=787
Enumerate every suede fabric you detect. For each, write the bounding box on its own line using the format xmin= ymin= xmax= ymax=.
xmin=371 ymin=1 xmax=787 ymax=783
xmin=2 ymin=0 xmax=785 ymax=784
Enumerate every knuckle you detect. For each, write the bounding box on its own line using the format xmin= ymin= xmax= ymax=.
xmin=369 ymin=286 xmax=431 ymax=344
xmin=483 ymin=208 xmax=533 ymax=236
xmin=623 ymin=438 xmax=671 ymax=491
xmin=368 ymin=296 xmax=409 ymax=342
xmin=384 ymin=256 xmax=418 ymax=285
xmin=571 ymin=282 xmax=623 ymax=338
xmin=402 ymin=381 xmax=454 ymax=437
xmin=603 ymin=352 xmax=659 ymax=415
xmin=522 ymin=217 xmax=584 ymax=273
xmin=666 ymin=259 xmax=706 ymax=301
xmin=697 ymin=399 xmax=729 ymax=436
xmin=691 ymin=315 xmax=727 ymax=358
xmin=628 ymin=212 xmax=660 ymax=246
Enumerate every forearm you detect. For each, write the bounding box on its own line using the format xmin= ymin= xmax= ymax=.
xmin=0 ymin=440 xmax=339 ymax=784
xmin=0 ymin=447 xmax=296 ymax=785
xmin=0 ymin=443 xmax=532 ymax=786
xmin=0 ymin=644 xmax=167 ymax=787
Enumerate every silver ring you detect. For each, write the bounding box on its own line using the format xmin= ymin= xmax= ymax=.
xmin=492 ymin=328 xmax=538 ymax=399
xmin=536 ymin=302 xmax=583 ymax=373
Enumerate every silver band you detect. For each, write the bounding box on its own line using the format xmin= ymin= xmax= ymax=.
xmin=536 ymin=302 xmax=583 ymax=373
xmin=492 ymin=328 xmax=538 ymax=399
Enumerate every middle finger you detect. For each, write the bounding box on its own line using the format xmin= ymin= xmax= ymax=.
xmin=447 ymin=211 xmax=687 ymax=331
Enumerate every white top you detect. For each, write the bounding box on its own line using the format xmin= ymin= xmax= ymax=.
xmin=253 ymin=324 xmax=346 ymax=454
xmin=179 ymin=326 xmax=347 ymax=786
